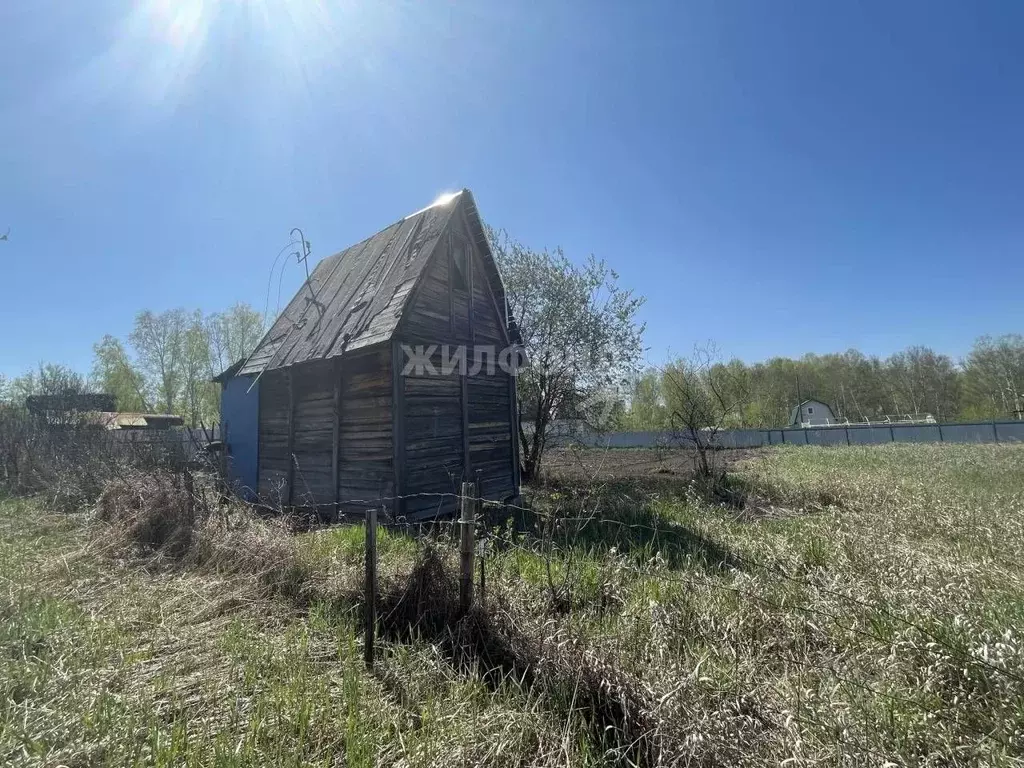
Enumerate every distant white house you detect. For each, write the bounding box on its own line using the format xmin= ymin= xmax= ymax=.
xmin=789 ymin=399 xmax=838 ymax=427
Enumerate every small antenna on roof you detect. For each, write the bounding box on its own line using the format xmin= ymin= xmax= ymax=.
xmin=291 ymin=227 xmax=312 ymax=283
xmin=290 ymin=227 xmax=324 ymax=322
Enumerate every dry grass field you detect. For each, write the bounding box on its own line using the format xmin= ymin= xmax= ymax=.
xmin=3 ymin=443 xmax=1024 ymax=766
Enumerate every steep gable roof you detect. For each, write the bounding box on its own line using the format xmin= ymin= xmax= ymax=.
xmin=240 ymin=189 xmax=510 ymax=376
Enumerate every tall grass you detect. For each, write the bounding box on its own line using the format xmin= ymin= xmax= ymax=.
xmin=2 ymin=443 xmax=1024 ymax=765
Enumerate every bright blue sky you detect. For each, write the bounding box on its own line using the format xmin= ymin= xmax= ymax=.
xmin=2 ymin=0 xmax=1022 ymax=378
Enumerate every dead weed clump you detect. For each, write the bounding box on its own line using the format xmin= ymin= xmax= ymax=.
xmin=95 ymin=469 xmax=321 ymax=603
xmin=96 ymin=470 xmax=198 ymax=557
xmin=378 ymin=545 xmax=460 ymax=639
xmin=190 ymin=520 xmax=316 ymax=603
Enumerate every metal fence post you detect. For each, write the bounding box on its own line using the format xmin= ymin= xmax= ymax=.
xmin=475 ymin=470 xmax=485 ymax=608
xmin=183 ymin=467 xmax=195 ymax=522
xmin=459 ymin=481 xmax=476 ymax=614
xmin=364 ymin=505 xmax=378 ymax=669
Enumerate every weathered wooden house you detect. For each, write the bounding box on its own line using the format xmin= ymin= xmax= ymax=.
xmin=218 ymin=190 xmax=520 ymax=518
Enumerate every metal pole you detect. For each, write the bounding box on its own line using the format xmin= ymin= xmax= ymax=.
xmin=364 ymin=506 xmax=378 ymax=669
xmin=474 ymin=470 xmax=485 ymax=609
xmin=479 ymin=541 xmax=486 ymax=610
xmin=459 ymin=481 xmax=476 ymax=614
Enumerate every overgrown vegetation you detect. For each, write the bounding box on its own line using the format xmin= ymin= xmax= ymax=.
xmin=3 ymin=443 xmax=1024 ymax=765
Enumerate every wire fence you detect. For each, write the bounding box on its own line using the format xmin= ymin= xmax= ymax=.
xmin=288 ymin=483 xmax=1020 ymax=687
xmin=296 ymin=479 xmax=1022 ymax=757
xmin=5 ymin=422 xmax=1021 ymax=759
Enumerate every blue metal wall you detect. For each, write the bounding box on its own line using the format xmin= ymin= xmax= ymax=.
xmin=220 ymin=374 xmax=260 ymax=499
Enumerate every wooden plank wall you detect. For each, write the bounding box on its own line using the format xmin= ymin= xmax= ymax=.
xmin=257 ymin=369 xmax=291 ymax=503
xmin=471 ymin=246 xmax=506 ymax=345
xmin=402 ymin=345 xmax=464 ymax=517
xmin=403 ymin=230 xmax=451 ymax=340
xmin=290 ymin=359 xmax=335 ymax=506
xmin=467 ymin=360 xmax=515 ymax=500
xmin=465 ymin=229 xmax=515 ymax=500
xmin=337 ymin=348 xmax=394 ymax=509
xmin=256 ymin=349 xmax=393 ymax=512
xmin=397 ymin=207 xmax=518 ymax=512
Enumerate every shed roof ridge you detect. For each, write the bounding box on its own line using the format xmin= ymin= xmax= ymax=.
xmin=238 ymin=193 xmax=466 ymax=377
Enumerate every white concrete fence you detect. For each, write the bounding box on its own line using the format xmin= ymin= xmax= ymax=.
xmin=554 ymin=420 xmax=1024 ymax=450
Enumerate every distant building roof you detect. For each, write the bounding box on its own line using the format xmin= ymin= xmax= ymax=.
xmin=239 ymin=189 xmax=515 ymax=377
xmin=788 ymin=398 xmax=837 ymax=426
xmin=26 ymin=393 xmax=116 ymax=414
xmin=93 ymin=412 xmax=185 ymax=430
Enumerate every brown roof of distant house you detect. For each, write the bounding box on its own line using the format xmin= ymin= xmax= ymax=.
xmin=239 ymin=189 xmax=513 ymax=377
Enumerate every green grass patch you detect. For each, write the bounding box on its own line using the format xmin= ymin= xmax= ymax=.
xmin=4 ymin=443 xmax=1024 ymax=765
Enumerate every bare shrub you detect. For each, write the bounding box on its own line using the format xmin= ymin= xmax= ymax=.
xmin=663 ymin=343 xmax=751 ymax=506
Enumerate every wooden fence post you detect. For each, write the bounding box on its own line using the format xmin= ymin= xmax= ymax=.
xmin=364 ymin=505 xmax=378 ymax=669
xmin=459 ymin=481 xmax=476 ymax=615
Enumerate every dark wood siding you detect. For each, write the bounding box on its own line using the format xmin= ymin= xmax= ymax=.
xmin=403 ymin=232 xmax=451 ymax=341
xmin=405 ymin=225 xmax=507 ymax=347
xmin=337 ymin=347 xmax=394 ymax=509
xmin=470 ymin=242 xmax=507 ymax=345
xmin=401 ymin=346 xmax=464 ymax=517
xmin=396 ymin=206 xmax=518 ymax=514
xmin=290 ymin=359 xmax=335 ymax=507
xmin=257 ymin=349 xmax=393 ymax=512
xmin=257 ymin=369 xmax=291 ymax=503
xmin=467 ymin=358 xmax=515 ymax=500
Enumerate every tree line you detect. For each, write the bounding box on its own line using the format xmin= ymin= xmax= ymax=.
xmin=0 ymin=231 xmax=1020 ymax=483
xmin=0 ymin=304 xmax=264 ymax=426
xmin=618 ymin=335 xmax=1024 ymax=431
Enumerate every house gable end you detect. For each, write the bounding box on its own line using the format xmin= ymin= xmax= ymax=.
xmin=397 ymin=192 xmax=511 ymax=348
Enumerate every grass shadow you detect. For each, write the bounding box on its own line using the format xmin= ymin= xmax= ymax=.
xmin=511 ymin=478 xmax=742 ymax=571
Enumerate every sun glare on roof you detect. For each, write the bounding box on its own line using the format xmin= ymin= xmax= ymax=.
xmin=431 ymin=191 xmax=460 ymax=207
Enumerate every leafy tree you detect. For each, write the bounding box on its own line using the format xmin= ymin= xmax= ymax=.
xmin=103 ymin=303 xmax=264 ymax=426
xmin=181 ymin=310 xmax=219 ymax=427
xmin=207 ymin=303 xmax=265 ymax=376
xmin=130 ymin=309 xmax=187 ymax=414
xmin=962 ymin=335 xmax=1024 ymax=419
xmin=620 ymin=369 xmax=668 ymax=430
xmin=92 ymin=335 xmax=149 ymax=412
xmin=488 ymin=227 xmax=645 ymax=481
xmin=884 ymin=346 xmax=960 ymax=420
